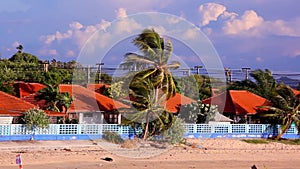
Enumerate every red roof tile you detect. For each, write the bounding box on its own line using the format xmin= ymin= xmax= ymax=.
xmin=13 ymin=82 xmax=45 ymax=98
xmin=202 ymin=90 xmax=272 ymax=115
xmin=0 ymin=90 xmax=36 ymax=113
xmin=86 ymin=84 xmax=110 ymax=94
xmin=59 ymin=84 xmax=129 ymax=112
xmin=0 ymin=91 xmax=61 ymax=117
xmin=291 ymin=88 xmax=300 ymax=97
xmin=23 ymin=84 xmax=129 ymax=113
xmin=165 ymin=93 xmax=196 ymax=113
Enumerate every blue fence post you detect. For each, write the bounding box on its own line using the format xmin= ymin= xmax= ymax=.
xmin=245 ymin=124 xmax=249 ymax=133
xmin=77 ymin=124 xmax=82 ymax=134
xmin=228 ymin=124 xmax=232 ymax=133
xmin=118 ymin=125 xmax=123 ymax=135
xmin=193 ymin=124 xmax=197 ymax=134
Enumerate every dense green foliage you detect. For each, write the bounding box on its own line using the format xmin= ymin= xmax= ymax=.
xmin=161 ymin=117 xmax=185 ymax=144
xmin=23 ymin=108 xmax=50 ymax=140
xmin=175 ymin=75 xmax=212 ymax=100
xmin=120 ymin=29 xmax=180 ymax=140
xmin=102 ymin=131 xmax=124 ymax=144
xmin=229 ymin=69 xmax=300 ymax=140
xmin=23 ymin=108 xmax=50 ymax=131
xmin=178 ymin=101 xmax=219 ymax=123
xmin=35 ymin=84 xmax=73 ymax=112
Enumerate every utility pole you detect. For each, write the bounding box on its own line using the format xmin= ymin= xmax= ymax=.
xmin=242 ymin=67 xmax=251 ymax=80
xmin=87 ymin=65 xmax=91 ymax=84
xmin=225 ymin=68 xmax=232 ymax=83
xmin=96 ymin=62 xmax=104 ymax=84
xmin=194 ymin=65 xmax=202 ymax=75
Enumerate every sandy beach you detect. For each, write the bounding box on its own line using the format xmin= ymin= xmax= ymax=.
xmin=0 ymin=139 xmax=299 ymax=169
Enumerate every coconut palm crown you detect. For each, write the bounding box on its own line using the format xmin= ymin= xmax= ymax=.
xmin=120 ymin=29 xmax=180 ymax=139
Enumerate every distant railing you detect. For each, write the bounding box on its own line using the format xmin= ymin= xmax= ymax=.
xmin=0 ymin=124 xmax=298 ymax=141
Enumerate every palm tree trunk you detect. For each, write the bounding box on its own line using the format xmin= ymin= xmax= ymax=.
xmin=143 ymin=112 xmax=150 ymax=140
xmin=276 ymin=117 xmax=292 ymax=140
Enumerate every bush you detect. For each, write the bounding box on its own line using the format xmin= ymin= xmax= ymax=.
xmin=102 ymin=131 xmax=124 ymax=144
xmin=161 ymin=117 xmax=185 ymax=145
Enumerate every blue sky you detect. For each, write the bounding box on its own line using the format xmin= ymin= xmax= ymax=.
xmin=1 ymin=0 xmax=300 ymax=73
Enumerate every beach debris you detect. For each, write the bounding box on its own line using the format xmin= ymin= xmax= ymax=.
xmin=62 ymin=148 xmax=71 ymax=152
xmin=101 ymin=157 xmax=113 ymax=162
xmin=16 ymin=154 xmax=23 ymax=169
xmin=251 ymin=164 xmax=258 ymax=169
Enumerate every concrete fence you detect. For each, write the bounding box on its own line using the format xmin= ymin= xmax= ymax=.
xmin=0 ymin=124 xmax=298 ymax=141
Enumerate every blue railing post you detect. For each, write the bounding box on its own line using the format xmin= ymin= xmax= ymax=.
xmin=77 ymin=124 xmax=82 ymax=134
xmin=228 ymin=124 xmax=232 ymax=133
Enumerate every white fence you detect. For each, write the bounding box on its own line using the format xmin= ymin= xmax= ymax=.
xmin=0 ymin=124 xmax=298 ymax=140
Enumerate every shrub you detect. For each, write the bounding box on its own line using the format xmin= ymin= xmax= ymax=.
xmin=102 ymin=131 xmax=124 ymax=144
xmin=161 ymin=117 xmax=185 ymax=145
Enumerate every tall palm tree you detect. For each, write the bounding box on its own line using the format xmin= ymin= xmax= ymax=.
xmin=228 ymin=69 xmax=277 ymax=100
xmin=120 ymin=29 xmax=180 ymax=139
xmin=16 ymin=45 xmax=23 ymax=53
xmin=261 ymin=84 xmax=300 ymax=140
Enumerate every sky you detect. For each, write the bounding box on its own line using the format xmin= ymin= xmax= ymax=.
xmin=1 ymin=0 xmax=300 ymax=74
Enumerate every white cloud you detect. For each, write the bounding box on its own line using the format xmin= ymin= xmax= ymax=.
xmin=256 ymin=57 xmax=263 ymax=62
xmin=39 ymin=49 xmax=58 ymax=56
xmin=199 ymin=3 xmax=227 ymax=26
xmin=223 ymin=10 xmax=264 ymax=35
xmin=66 ymin=50 xmax=75 ymax=57
xmin=148 ymin=26 xmax=166 ymax=35
xmin=40 ymin=19 xmax=111 ymax=48
xmin=263 ymin=19 xmax=300 ymax=37
xmin=12 ymin=41 xmax=20 ymax=48
xmin=116 ymin=8 xmax=127 ymax=19
xmin=202 ymin=27 xmax=212 ymax=36
xmin=114 ymin=18 xmax=142 ymax=34
xmin=70 ymin=22 xmax=83 ymax=30
xmin=167 ymin=16 xmax=182 ymax=24
xmin=182 ymin=28 xmax=200 ymax=40
xmin=221 ymin=10 xmax=300 ymax=37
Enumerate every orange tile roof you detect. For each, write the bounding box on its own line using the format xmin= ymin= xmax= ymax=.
xmin=0 ymin=90 xmax=36 ymax=113
xmin=13 ymin=82 xmax=45 ymax=98
xmin=291 ymin=88 xmax=300 ymax=97
xmin=0 ymin=90 xmax=61 ymax=117
xmin=86 ymin=83 xmax=110 ymax=94
xmin=59 ymin=84 xmax=129 ymax=112
xmin=202 ymin=90 xmax=272 ymax=115
xmin=165 ymin=93 xmax=197 ymax=113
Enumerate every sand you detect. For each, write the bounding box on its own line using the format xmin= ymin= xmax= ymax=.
xmin=0 ymin=139 xmax=299 ymax=169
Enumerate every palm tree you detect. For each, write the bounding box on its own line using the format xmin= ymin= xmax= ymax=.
xmin=261 ymin=84 xmax=300 ymax=140
xmin=57 ymin=92 xmax=73 ymax=113
xmin=16 ymin=45 xmax=23 ymax=53
xmin=120 ymin=29 xmax=180 ymax=139
xmin=228 ymin=69 xmax=277 ymax=100
xmin=35 ymin=84 xmax=73 ymax=113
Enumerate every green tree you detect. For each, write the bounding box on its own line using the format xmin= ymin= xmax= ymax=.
xmin=0 ymin=65 xmax=17 ymax=94
xmin=121 ymin=29 xmax=180 ymax=140
xmin=23 ymin=108 xmax=49 ymax=140
xmin=103 ymin=81 xmax=126 ymax=99
xmin=16 ymin=45 xmax=23 ymax=53
xmin=35 ymin=84 xmax=73 ymax=113
xmin=228 ymin=69 xmax=277 ymax=100
xmin=178 ymin=101 xmax=218 ymax=123
xmin=260 ymin=84 xmax=300 ymax=140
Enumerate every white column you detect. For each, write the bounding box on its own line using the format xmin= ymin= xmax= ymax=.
xmin=118 ymin=113 xmax=122 ymax=124
xmin=100 ymin=113 xmax=104 ymax=124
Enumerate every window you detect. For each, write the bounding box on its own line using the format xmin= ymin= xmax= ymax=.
xmin=83 ymin=113 xmax=93 ymax=118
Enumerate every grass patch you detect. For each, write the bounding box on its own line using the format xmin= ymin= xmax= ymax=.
xmin=275 ymin=139 xmax=300 ymax=145
xmin=241 ymin=139 xmax=269 ymax=144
